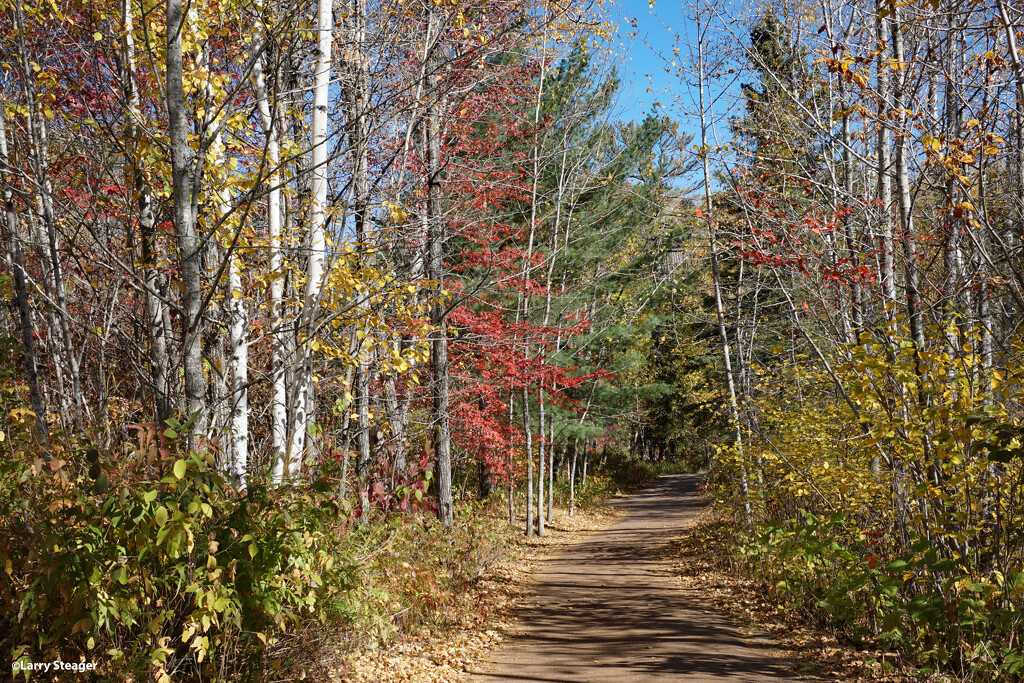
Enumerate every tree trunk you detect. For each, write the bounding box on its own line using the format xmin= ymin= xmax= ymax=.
xmin=344 ymin=0 xmax=373 ymax=512
xmin=537 ymin=386 xmax=545 ymax=537
xmin=839 ymin=76 xmax=862 ymax=340
xmin=581 ymin=440 xmax=588 ymax=489
xmin=508 ymin=393 xmax=515 ymax=524
xmin=523 ymin=385 xmax=534 ymax=536
xmin=253 ymin=55 xmax=289 ymax=484
xmin=0 ymin=107 xmax=47 ymax=441
xmin=569 ymin=438 xmax=577 ymax=516
xmin=518 ymin=13 xmax=550 ymax=537
xmin=226 ymin=245 xmax=249 ymax=488
xmin=14 ymin=2 xmax=86 ymax=432
xmin=166 ymin=0 xmax=207 ymax=445
xmin=876 ymin=10 xmax=898 ymax=317
xmin=425 ymin=5 xmax=453 ymax=527
xmin=547 ymin=413 xmax=554 ymax=523
xmin=121 ymin=0 xmax=170 ymax=423
xmin=890 ymin=13 xmax=926 ymax=352
xmin=289 ymin=0 xmax=333 ymax=479
xmin=697 ymin=9 xmax=751 ymax=523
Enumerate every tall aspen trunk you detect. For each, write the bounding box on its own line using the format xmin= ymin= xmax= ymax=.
xmin=166 ymin=0 xmax=207 ymax=444
xmin=14 ymin=2 xmax=85 ymax=431
xmin=942 ymin=17 xmax=964 ymax=360
xmin=876 ymin=11 xmax=897 ymax=316
xmin=547 ymin=414 xmax=554 ymax=523
xmin=977 ymin=31 xmax=997 ymax=381
xmin=289 ymin=0 xmax=333 ymax=479
xmin=537 ymin=386 xmax=545 ymax=537
xmin=696 ymin=9 xmax=751 ymax=523
xmin=891 ymin=14 xmax=926 ymax=352
xmin=202 ymin=44 xmax=249 ymax=488
xmin=121 ymin=0 xmax=170 ymax=423
xmin=519 ymin=14 xmax=549 ymax=537
xmin=839 ymin=76 xmax=862 ymax=339
xmin=871 ymin=8 xmax=896 ymax=476
xmin=213 ymin=136 xmax=248 ymax=488
xmin=226 ymin=243 xmax=248 ymax=488
xmin=280 ymin=46 xmax=307 ymax=475
xmin=886 ymin=10 xmax=919 ymax=545
xmin=541 ymin=180 xmax=564 ymax=525
xmin=253 ymin=56 xmax=289 ymax=484
xmin=508 ymin=393 xmax=516 ymax=524
xmin=569 ymin=438 xmax=578 ymax=517
xmin=33 ymin=122 xmax=83 ymax=428
xmin=998 ymin=0 xmax=1024 ymax=137
xmin=523 ymin=386 xmax=534 ymax=537
xmin=198 ymin=41 xmax=228 ymax=447
xmin=997 ymin=0 xmax=1024 ymax=298
xmin=0 ymin=108 xmax=46 ymax=441
xmin=424 ymin=6 xmax=453 ymax=527
xmin=344 ymin=0 xmax=373 ymax=515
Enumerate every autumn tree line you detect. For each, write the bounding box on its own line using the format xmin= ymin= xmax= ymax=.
xmin=0 ymin=0 xmax=695 ymax=520
xmin=687 ymin=0 xmax=1024 ymax=675
xmin=0 ymin=0 xmax=717 ymax=675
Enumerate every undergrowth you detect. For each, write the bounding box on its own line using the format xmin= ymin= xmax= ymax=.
xmin=0 ymin=415 xmax=651 ymax=681
xmin=696 ymin=504 xmax=1024 ymax=682
xmin=568 ymin=451 xmax=694 ymax=504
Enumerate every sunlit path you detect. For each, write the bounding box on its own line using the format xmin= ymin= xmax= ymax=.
xmin=472 ymin=475 xmax=803 ymax=682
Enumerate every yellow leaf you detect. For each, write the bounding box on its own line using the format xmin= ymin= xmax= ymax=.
xmin=93 ymin=32 xmax=103 ymax=41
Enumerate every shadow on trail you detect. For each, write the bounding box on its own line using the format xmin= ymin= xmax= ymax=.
xmin=472 ymin=474 xmax=799 ymax=682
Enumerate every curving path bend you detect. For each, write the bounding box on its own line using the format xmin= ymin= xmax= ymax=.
xmin=470 ymin=474 xmax=802 ymax=683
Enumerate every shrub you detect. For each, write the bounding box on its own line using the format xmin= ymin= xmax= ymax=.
xmin=0 ymin=428 xmax=351 ymax=681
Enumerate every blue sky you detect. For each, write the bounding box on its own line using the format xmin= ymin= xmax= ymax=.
xmin=610 ymin=2 xmax=689 ymax=123
xmin=605 ymin=0 xmax=751 ymax=156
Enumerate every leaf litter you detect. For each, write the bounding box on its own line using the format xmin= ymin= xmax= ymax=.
xmin=325 ymin=503 xmax=624 ymax=682
xmin=669 ymin=507 xmax=956 ymax=682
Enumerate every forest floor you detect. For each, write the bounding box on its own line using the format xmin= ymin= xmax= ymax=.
xmin=322 ymin=474 xmax=913 ymax=683
xmin=324 ymin=497 xmax=627 ymax=682
xmin=670 ymin=509 xmax=924 ymax=682
xmin=467 ymin=474 xmax=801 ymax=682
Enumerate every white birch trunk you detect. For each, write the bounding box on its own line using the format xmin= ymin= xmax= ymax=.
xmin=226 ymin=248 xmax=249 ymax=488
xmin=289 ymin=0 xmax=333 ymax=479
xmin=696 ymin=8 xmax=750 ymax=523
xmin=254 ymin=56 xmax=289 ymax=484
xmin=537 ymin=386 xmax=545 ymax=537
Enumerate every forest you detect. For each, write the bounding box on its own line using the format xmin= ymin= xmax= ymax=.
xmin=1 ymin=0 xmax=1023 ymax=679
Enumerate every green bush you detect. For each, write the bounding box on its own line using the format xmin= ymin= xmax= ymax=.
xmin=0 ymin=432 xmax=351 ymax=682
xmin=730 ymin=510 xmax=1024 ymax=680
xmin=592 ymin=452 xmax=661 ymax=495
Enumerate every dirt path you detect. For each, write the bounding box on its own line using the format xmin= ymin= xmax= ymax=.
xmin=470 ymin=474 xmax=802 ymax=682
